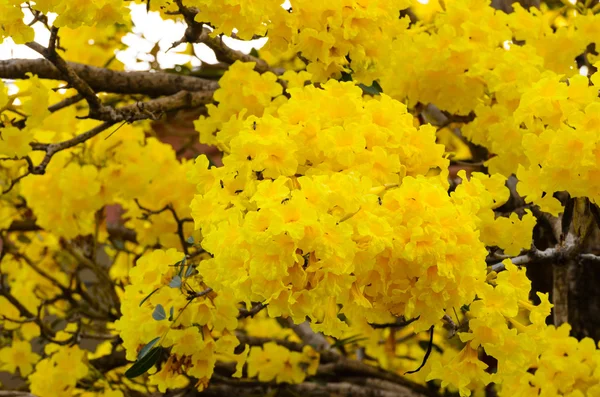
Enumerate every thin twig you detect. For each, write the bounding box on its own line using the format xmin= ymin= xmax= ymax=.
xmin=490 ymin=247 xmax=559 ymax=272
xmin=238 ymin=302 xmax=267 ymax=319
xmin=48 ymin=93 xmax=83 ymax=112
xmin=29 ymin=121 xmax=114 ymax=175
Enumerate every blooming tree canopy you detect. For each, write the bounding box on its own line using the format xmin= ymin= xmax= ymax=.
xmin=1 ymin=0 xmax=600 ymax=396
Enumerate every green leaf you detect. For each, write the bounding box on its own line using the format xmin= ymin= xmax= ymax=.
xmin=17 ymin=234 xmax=32 ymax=244
xmin=152 ymin=304 xmax=166 ymax=321
xmin=112 ymin=239 xmax=125 ymax=250
xmin=358 ymin=81 xmax=383 ymax=96
xmin=169 ymin=306 xmax=174 ymax=321
xmin=184 ymin=264 xmax=194 ymax=278
xmin=177 ymin=257 xmax=187 ymax=277
xmin=169 ymin=275 xmax=182 ymax=288
xmin=125 ymin=346 xmax=163 ymax=378
xmin=186 ymin=236 xmax=195 ymax=244
xmin=340 ymin=71 xmax=353 ymax=82
xmin=137 ymin=337 xmax=160 ymax=360
xmin=139 ymin=288 xmax=160 ymax=307
xmin=331 ymin=334 xmax=368 ymax=348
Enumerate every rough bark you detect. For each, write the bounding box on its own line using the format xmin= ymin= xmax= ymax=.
xmin=0 ymin=59 xmax=218 ymax=96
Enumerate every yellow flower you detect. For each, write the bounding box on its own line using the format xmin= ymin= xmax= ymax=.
xmin=29 ymin=346 xmax=89 ymax=397
xmin=281 ymin=70 xmax=313 ymax=89
xmin=0 ymin=340 xmax=40 ymax=376
xmin=0 ymin=6 xmax=34 ymax=44
xmin=0 ymin=126 xmax=34 ymax=158
xmin=247 ymin=342 xmax=289 ymax=382
xmin=148 ymin=355 xmax=189 ymax=393
xmin=427 ymin=344 xmax=491 ymax=396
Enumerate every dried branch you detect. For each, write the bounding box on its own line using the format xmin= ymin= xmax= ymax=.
xmin=318 ymin=359 xmax=437 ymax=397
xmin=98 ymin=90 xmax=213 ymax=123
xmin=90 ymin=349 xmax=128 ymax=373
xmin=134 ymin=199 xmax=193 ymax=255
xmin=369 ymin=317 xmax=418 ymax=329
xmin=48 ymin=93 xmax=84 ymax=112
xmin=284 ymin=319 xmax=333 ymax=351
xmin=237 ymin=302 xmax=267 ymax=319
xmin=16 ymin=89 xmax=212 ymax=178
xmin=198 ymin=382 xmax=403 ymax=397
xmin=2 ymin=170 xmax=30 ymax=194
xmin=0 ymin=59 xmax=219 ymax=96
xmin=441 ymin=314 xmax=458 ymax=338
xmin=490 ymin=247 xmax=559 ymax=272
xmin=0 ymin=392 xmax=37 ymax=397
xmin=26 ymin=40 xmax=113 ymax=120
xmin=580 ymin=253 xmax=600 ymax=264
xmin=28 ymin=121 xmax=114 ymax=174
xmin=6 ymin=219 xmax=138 ymax=244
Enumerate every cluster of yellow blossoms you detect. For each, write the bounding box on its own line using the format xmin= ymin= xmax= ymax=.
xmin=115 ymin=248 xmax=320 ymax=391
xmin=1 ymin=0 xmax=125 ymax=43
xmin=144 ymin=0 xmax=415 ymax=83
xmin=374 ymin=0 xmax=600 ymax=215
xmin=0 ymin=78 xmax=196 ymax=241
xmin=186 ymin=62 xmax=600 ymax=394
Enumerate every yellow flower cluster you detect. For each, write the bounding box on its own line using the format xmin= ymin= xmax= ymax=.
xmin=29 ymin=345 xmax=90 ymax=397
xmin=21 ymin=158 xmax=106 ymax=238
xmin=161 ymin=1 xmax=413 ymax=83
xmin=12 ymin=101 xmax=196 ymax=240
xmin=195 ymin=61 xmax=283 ymax=148
xmin=379 ymin=0 xmax=513 ymax=115
xmin=192 ymin=75 xmax=489 ymax=336
xmin=428 ymin=260 xmax=600 ymax=396
xmin=190 ymin=60 xmax=598 ymax=395
xmin=515 ymin=70 xmax=600 ymax=212
xmin=187 ymin=0 xmax=282 ymax=40
xmin=35 ymin=0 xmax=125 ymax=28
xmin=0 ymin=0 xmax=34 ymax=44
xmin=0 ymin=76 xmax=49 ymax=158
xmin=498 ymin=323 xmax=600 ymax=397
xmin=247 ymin=342 xmax=319 ymax=383
xmin=1 ymin=0 xmax=126 ymax=43
xmin=115 ymin=249 xmax=246 ymax=392
xmin=25 ymin=332 xmax=128 ymax=397
xmin=264 ymin=0 xmax=412 ymax=83
xmin=452 ymin=171 xmax=536 ymax=256
xmin=374 ymin=0 xmax=600 ymax=216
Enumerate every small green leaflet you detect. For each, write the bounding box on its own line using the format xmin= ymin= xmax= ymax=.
xmin=112 ymin=239 xmax=125 ymax=250
xmin=169 ymin=275 xmax=182 ymax=288
xmin=152 ymin=304 xmax=166 ymax=321
xmin=186 ymin=236 xmax=194 ymax=244
xmin=125 ymin=346 xmax=163 ymax=378
xmin=331 ymin=334 xmax=368 ymax=348
xmin=137 ymin=337 xmax=160 ymax=360
xmin=358 ymin=81 xmax=383 ymax=96
xmin=177 ymin=257 xmax=187 ymax=277
xmin=139 ymin=287 xmax=160 ymax=307
xmin=184 ymin=263 xmax=194 ymax=278
xmin=169 ymin=306 xmax=174 ymax=321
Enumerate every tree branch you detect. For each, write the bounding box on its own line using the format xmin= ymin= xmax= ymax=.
xmin=172 ymin=0 xmax=274 ymax=74
xmin=28 ymin=121 xmax=114 ymax=174
xmin=237 ymin=302 xmax=267 ymax=319
xmin=490 ymin=247 xmax=559 ymax=272
xmin=26 ymin=40 xmax=112 ymax=119
xmin=0 ymin=59 xmax=219 ymax=96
